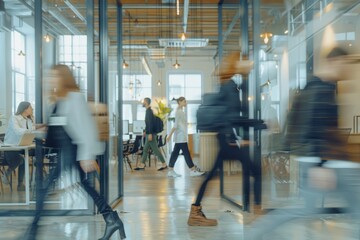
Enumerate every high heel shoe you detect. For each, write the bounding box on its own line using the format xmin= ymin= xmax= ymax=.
xmin=99 ymin=211 xmax=126 ymax=240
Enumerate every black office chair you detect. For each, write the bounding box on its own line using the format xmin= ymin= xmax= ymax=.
xmin=123 ymin=140 xmax=134 ymax=171
xmin=130 ymin=135 xmax=143 ymax=168
xmin=0 ymin=133 xmax=13 ymax=193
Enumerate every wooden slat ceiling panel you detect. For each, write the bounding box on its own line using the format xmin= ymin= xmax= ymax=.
xmin=42 ymin=0 xmax=286 ymax=58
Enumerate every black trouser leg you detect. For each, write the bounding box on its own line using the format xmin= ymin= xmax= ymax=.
xmin=180 ymin=143 xmax=195 ymax=169
xmin=18 ymin=161 xmax=25 ymax=185
xmin=75 ymin=162 xmax=112 ymax=214
xmin=240 ymin=151 xmax=251 ymax=208
xmin=168 ymin=143 xmax=181 ymax=168
xmin=194 ymin=151 xmax=222 ymax=206
xmin=4 ymin=151 xmax=26 ymax=185
xmin=33 ymin=153 xmax=61 ymax=225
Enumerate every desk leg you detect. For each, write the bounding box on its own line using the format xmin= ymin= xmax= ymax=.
xmin=25 ymin=149 xmax=30 ymax=205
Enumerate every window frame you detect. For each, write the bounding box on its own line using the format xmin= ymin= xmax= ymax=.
xmin=11 ymin=30 xmax=27 ymax=113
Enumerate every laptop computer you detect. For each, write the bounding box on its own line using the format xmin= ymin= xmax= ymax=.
xmin=17 ymin=132 xmax=36 ymax=146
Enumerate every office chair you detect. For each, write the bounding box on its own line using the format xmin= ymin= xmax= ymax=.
xmin=0 ymin=134 xmax=13 ymax=193
xmin=123 ymin=140 xmax=134 ymax=171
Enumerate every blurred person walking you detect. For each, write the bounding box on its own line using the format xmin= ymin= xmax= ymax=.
xmin=166 ymin=97 xmax=204 ymax=177
xmin=24 ymin=65 xmax=126 ymax=240
xmin=188 ymin=52 xmax=255 ymax=226
xmin=134 ymin=97 xmax=168 ymax=171
xmin=248 ymin=47 xmax=360 ymax=239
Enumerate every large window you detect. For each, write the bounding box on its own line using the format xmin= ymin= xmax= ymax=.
xmin=168 ymin=73 xmax=202 ymax=134
xmin=58 ymin=35 xmax=87 ymax=93
xmin=119 ymin=74 xmax=152 ymax=125
xmin=11 ymin=30 xmax=27 ymax=112
xmin=168 ymin=73 xmax=202 ymax=100
xmin=122 ymin=74 xmax=151 ymax=101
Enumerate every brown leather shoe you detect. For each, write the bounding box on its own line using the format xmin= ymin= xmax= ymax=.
xmin=188 ymin=204 xmax=218 ymax=226
xmin=253 ymin=204 xmax=267 ymax=215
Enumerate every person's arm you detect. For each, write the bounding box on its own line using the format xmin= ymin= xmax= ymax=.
xmin=145 ymin=108 xmax=154 ymax=134
xmin=167 ymin=110 xmax=180 ymax=142
xmin=145 ymin=108 xmax=155 ymax=141
xmin=167 ymin=127 xmax=176 ymax=142
xmin=65 ymin=93 xmax=102 ymax=162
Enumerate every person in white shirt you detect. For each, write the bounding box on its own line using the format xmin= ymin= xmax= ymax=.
xmin=166 ymin=97 xmax=204 ymax=177
xmin=24 ymin=64 xmax=126 ymax=240
xmin=2 ymin=101 xmax=35 ymax=191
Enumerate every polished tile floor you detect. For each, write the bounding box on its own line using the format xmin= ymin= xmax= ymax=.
xmin=0 ymin=156 xmax=359 ymax=239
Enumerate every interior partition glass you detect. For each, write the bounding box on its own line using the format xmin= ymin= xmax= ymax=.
xmin=219 ymin=1 xmax=246 ymax=208
xmin=0 ymin=13 xmax=38 ymax=208
xmin=0 ymin=0 xmax=122 ymax=214
xmin=260 ymin=1 xmax=360 ymax=210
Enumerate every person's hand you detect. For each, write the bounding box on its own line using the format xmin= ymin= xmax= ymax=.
xmin=166 ymin=135 xmax=171 ymax=143
xmin=80 ymin=160 xmax=99 ymax=173
xmin=36 ymin=123 xmax=47 ymax=130
xmin=148 ymin=134 xmax=153 ymax=141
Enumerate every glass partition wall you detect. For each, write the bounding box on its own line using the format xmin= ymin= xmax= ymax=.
xmin=219 ymin=0 xmax=252 ymax=210
xmin=218 ymin=0 xmax=360 ymax=211
xmin=0 ymin=0 xmax=124 ymax=214
xmin=260 ymin=0 xmax=360 ymax=210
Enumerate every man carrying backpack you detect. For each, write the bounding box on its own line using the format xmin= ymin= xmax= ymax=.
xmin=134 ymin=97 xmax=168 ymax=171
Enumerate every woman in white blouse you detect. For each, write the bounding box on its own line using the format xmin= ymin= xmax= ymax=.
xmin=166 ymin=97 xmax=204 ymax=177
xmin=24 ymin=65 xmax=126 ymax=240
xmin=2 ymin=101 xmax=35 ymax=191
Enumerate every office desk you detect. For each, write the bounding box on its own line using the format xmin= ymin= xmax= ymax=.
xmin=0 ymin=144 xmax=34 ymax=205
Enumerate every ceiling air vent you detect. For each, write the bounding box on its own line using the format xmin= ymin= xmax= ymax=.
xmin=159 ymin=38 xmax=209 ymax=48
xmin=0 ymin=12 xmax=12 ymax=32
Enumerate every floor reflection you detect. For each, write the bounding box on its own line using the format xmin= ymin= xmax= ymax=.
xmin=0 ymin=155 xmax=359 ymax=239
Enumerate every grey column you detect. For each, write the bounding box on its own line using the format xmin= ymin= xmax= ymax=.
xmin=34 ymin=0 xmax=42 ymax=123
xmin=98 ymin=0 xmax=109 ymax=203
xmin=117 ymin=1 xmax=124 ymax=198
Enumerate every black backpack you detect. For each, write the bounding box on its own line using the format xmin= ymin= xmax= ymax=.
xmin=153 ymin=116 xmax=164 ymax=134
xmin=196 ymin=93 xmax=228 ymax=131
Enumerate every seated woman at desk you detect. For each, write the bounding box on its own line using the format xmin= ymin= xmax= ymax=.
xmin=2 ymin=101 xmax=35 ymax=191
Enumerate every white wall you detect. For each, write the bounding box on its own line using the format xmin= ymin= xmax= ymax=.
xmin=0 ymin=31 xmax=12 ymax=133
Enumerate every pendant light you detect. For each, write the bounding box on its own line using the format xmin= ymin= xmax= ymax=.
xmin=122 ymin=59 xmax=129 ymax=69
xmin=173 ymin=59 xmax=180 ymax=69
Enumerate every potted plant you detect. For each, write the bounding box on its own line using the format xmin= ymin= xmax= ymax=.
xmin=153 ymin=99 xmax=172 ymax=124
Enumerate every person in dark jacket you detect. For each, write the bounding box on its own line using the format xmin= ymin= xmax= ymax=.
xmin=248 ymin=47 xmax=360 ymax=239
xmin=286 ymin=76 xmax=343 ymax=160
xmin=134 ymin=97 xmax=167 ymax=171
xmin=188 ymin=52 xmax=254 ymax=226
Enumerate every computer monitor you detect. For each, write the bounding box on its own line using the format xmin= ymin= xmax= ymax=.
xmin=122 ymin=120 xmax=129 ymax=135
xmin=133 ymin=120 xmax=146 ymax=134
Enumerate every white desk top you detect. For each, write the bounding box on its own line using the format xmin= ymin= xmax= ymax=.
xmin=0 ymin=144 xmax=35 ymax=150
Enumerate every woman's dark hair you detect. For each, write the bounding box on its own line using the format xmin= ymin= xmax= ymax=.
xmin=15 ymin=101 xmax=31 ymax=115
xmin=176 ymin=97 xmax=185 ymax=104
